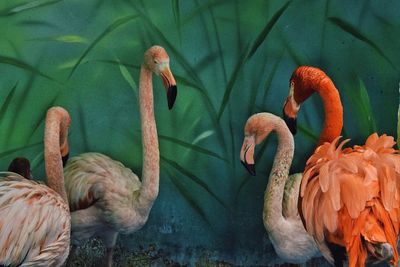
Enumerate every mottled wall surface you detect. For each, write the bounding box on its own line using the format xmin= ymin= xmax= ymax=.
xmin=0 ymin=0 xmax=399 ymax=266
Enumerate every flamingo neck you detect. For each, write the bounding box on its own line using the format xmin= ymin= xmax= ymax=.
xmin=44 ymin=112 xmax=68 ymax=203
xmin=263 ymin=119 xmax=294 ymax=228
xmin=313 ymin=78 xmax=343 ymax=145
xmin=138 ymin=65 xmax=159 ymax=207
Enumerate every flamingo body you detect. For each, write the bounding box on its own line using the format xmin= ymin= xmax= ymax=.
xmin=301 ymin=134 xmax=400 ymax=266
xmin=0 ymin=173 xmax=70 ymax=267
xmin=64 ymin=152 xmax=149 ymax=246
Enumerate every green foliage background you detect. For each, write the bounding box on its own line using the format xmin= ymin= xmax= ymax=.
xmin=0 ymin=0 xmax=399 ymax=265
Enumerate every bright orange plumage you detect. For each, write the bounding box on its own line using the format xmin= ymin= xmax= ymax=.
xmin=300 ymin=134 xmax=400 ymax=266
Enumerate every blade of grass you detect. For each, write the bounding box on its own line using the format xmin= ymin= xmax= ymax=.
xmin=159 ymin=134 xmax=226 ymax=162
xmin=28 ymin=35 xmax=88 ymax=44
xmin=217 ymin=1 xmax=291 ymax=120
xmin=16 ymin=19 xmax=58 ymax=29
xmin=208 ymin=7 xmax=227 ymax=84
xmin=0 ymin=0 xmax=62 ymax=16
xmin=262 ymin=49 xmax=284 ymax=102
xmin=0 ymin=55 xmax=54 ymax=81
xmin=217 ymin=43 xmax=250 ymax=121
xmin=357 ymin=78 xmax=376 ymax=133
xmin=116 ymin=58 xmax=139 ymax=100
xmin=181 ymin=0 xmax=229 ymax=25
xmin=171 ymin=0 xmax=181 ymax=44
xmin=161 ymin=155 xmax=228 ymax=210
xmin=247 ymin=0 xmax=292 ymax=60
xmin=328 ymin=17 xmax=396 ymax=70
xmin=68 ymin=15 xmax=138 ymax=79
xmin=0 ymin=82 xmax=18 ymax=122
xmin=94 ymin=59 xmax=139 ymax=70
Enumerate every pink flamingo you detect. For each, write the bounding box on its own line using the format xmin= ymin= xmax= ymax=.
xmin=64 ymin=46 xmax=177 ymax=267
xmin=0 ymin=107 xmax=71 ymax=266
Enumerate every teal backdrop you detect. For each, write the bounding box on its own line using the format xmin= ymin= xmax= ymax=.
xmin=0 ymin=0 xmax=399 ymax=266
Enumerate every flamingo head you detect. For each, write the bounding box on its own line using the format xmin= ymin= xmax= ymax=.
xmin=240 ymin=113 xmax=277 ymax=176
xmin=144 ymin=45 xmax=177 ymax=109
xmin=283 ymin=66 xmax=321 ymax=135
xmin=8 ymin=157 xmax=33 ymax=179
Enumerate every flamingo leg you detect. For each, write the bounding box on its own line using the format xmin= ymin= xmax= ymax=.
xmin=101 ymin=231 xmax=118 ymax=267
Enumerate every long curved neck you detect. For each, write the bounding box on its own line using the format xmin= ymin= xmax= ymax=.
xmin=314 ymin=78 xmax=343 ymax=145
xmin=138 ymin=65 xmax=159 ymax=207
xmin=263 ymin=120 xmax=294 ymax=228
xmin=44 ymin=112 xmax=68 ymax=203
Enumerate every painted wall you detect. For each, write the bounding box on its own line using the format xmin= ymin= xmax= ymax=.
xmin=0 ymin=0 xmax=399 ymax=265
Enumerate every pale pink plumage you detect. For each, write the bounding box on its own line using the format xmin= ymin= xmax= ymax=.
xmin=64 ymin=46 xmax=177 ymax=267
xmin=0 ymin=106 xmax=71 ymax=267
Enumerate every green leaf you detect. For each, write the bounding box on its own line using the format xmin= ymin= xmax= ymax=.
xmin=217 ymin=44 xmax=250 ymax=121
xmin=68 ymin=15 xmax=139 ymax=79
xmin=0 ymin=82 xmax=18 ymax=122
xmin=247 ymin=0 xmax=292 ymax=59
xmin=217 ymin=1 xmax=291 ymax=120
xmin=117 ymin=58 xmax=138 ymax=98
xmin=0 ymin=55 xmax=54 ymax=81
xmin=29 ymin=35 xmax=88 ymax=43
xmin=0 ymin=0 xmax=62 ymax=16
xmin=159 ymin=134 xmax=226 ymax=162
xmin=161 ymin=156 xmax=228 ymax=210
xmin=328 ymin=17 xmax=396 ymax=69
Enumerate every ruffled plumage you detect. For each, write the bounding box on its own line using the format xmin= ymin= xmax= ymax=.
xmin=0 ymin=172 xmax=70 ymax=267
xmin=300 ymin=134 xmax=400 ymax=267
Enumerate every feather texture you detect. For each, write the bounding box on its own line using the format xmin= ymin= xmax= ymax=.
xmin=300 ymin=134 xmax=400 ymax=266
xmin=0 ymin=172 xmax=70 ymax=267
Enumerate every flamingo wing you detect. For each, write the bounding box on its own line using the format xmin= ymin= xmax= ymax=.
xmin=282 ymin=173 xmax=302 ymax=219
xmin=64 ymin=152 xmax=141 ymax=212
xmin=301 ymin=134 xmax=400 ymax=266
xmin=0 ymin=172 xmax=70 ymax=267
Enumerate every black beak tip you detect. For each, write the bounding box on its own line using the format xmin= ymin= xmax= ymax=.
xmin=241 ymin=160 xmax=256 ymax=176
xmin=167 ymin=85 xmax=177 ymax=110
xmin=283 ymin=112 xmax=297 ymax=135
xmin=62 ymin=153 xmax=69 ymax=167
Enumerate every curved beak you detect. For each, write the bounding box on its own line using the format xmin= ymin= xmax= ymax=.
xmin=60 ymin=141 xmax=69 ymax=167
xmin=240 ymin=136 xmax=256 ymax=176
xmin=160 ymin=66 xmax=177 ymax=110
xmin=283 ymin=85 xmax=300 ymax=135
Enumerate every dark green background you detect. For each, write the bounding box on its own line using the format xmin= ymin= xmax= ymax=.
xmin=1 ymin=0 xmax=399 ymax=266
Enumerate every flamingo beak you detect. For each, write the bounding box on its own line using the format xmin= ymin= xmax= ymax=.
xmin=160 ymin=66 xmax=177 ymax=110
xmin=240 ymin=136 xmax=256 ymax=176
xmin=283 ymin=90 xmax=300 ymax=135
xmin=60 ymin=141 xmax=69 ymax=167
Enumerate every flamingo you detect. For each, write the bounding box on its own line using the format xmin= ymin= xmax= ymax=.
xmin=240 ymin=113 xmax=320 ymax=263
xmin=282 ymin=66 xmax=400 ymax=266
xmin=63 ymin=45 xmax=177 ymax=267
xmin=0 ymin=106 xmax=71 ymax=266
xmin=8 ymin=157 xmax=33 ymax=179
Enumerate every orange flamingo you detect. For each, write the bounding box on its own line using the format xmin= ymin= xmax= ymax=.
xmin=0 ymin=107 xmax=71 ymax=266
xmin=63 ymin=46 xmax=177 ymax=267
xmin=283 ymin=66 xmax=399 ymax=266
